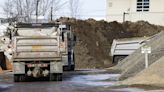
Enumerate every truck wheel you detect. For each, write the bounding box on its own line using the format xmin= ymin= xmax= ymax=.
xmin=19 ymin=75 xmax=25 ymax=82
xmin=50 ymin=73 xmax=58 ymax=81
xmin=14 ymin=75 xmax=25 ymax=82
xmin=50 ymin=73 xmax=62 ymax=81
xmin=63 ymin=66 xmax=69 ymax=71
xmin=113 ymin=55 xmax=127 ymax=63
xmin=14 ymin=75 xmax=19 ymax=82
xmin=56 ymin=74 xmax=62 ymax=81
xmin=50 ymin=73 xmax=55 ymax=81
xmin=70 ymin=65 xmax=75 ymax=71
xmin=70 ymin=53 xmax=75 ymax=71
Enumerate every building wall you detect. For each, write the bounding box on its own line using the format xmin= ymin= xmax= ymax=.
xmin=106 ymin=0 xmax=164 ymax=25
xmin=106 ymin=0 xmax=131 ymax=22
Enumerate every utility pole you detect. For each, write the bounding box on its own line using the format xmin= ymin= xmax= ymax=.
xmin=50 ymin=0 xmax=54 ymax=21
xmin=123 ymin=12 xmax=129 ymax=22
xmin=36 ymin=0 xmax=40 ymax=23
xmin=51 ymin=7 xmax=53 ymax=21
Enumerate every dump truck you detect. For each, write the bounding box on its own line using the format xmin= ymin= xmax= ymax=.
xmin=59 ymin=25 xmax=76 ymax=71
xmin=110 ymin=37 xmax=148 ymax=63
xmin=8 ymin=23 xmax=64 ymax=82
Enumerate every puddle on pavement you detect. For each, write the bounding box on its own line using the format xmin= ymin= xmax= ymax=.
xmin=0 ymin=83 xmax=13 ymax=89
xmin=69 ymin=73 xmax=120 ymax=86
xmin=68 ymin=71 xmax=146 ymax=92
xmin=0 ymin=70 xmax=147 ymax=92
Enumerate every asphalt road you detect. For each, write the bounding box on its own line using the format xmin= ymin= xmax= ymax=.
xmin=0 ymin=70 xmax=144 ymax=92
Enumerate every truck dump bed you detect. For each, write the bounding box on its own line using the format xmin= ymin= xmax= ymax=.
xmin=10 ymin=23 xmax=63 ymax=82
xmin=13 ymin=36 xmax=61 ymax=61
xmin=12 ymin=24 xmax=62 ymax=61
xmin=110 ymin=37 xmax=149 ymax=63
xmin=110 ymin=37 xmax=148 ymax=56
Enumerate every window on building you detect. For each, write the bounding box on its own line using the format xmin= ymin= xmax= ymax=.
xmin=137 ymin=0 xmax=149 ymax=12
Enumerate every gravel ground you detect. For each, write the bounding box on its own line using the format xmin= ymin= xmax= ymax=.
xmin=0 ymin=70 xmax=152 ymax=92
xmin=0 ymin=70 xmax=164 ymax=92
xmin=119 ymin=56 xmax=164 ymax=86
xmin=114 ymin=31 xmax=164 ymax=80
xmin=0 ymin=70 xmax=123 ymax=92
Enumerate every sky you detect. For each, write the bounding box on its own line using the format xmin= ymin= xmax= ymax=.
xmin=68 ymin=0 xmax=106 ymax=20
xmin=0 ymin=0 xmax=106 ymax=20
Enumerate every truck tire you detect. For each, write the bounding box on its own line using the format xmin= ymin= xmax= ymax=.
xmin=50 ymin=73 xmax=55 ymax=81
xmin=63 ymin=65 xmax=74 ymax=71
xmin=19 ymin=75 xmax=25 ymax=82
xmin=56 ymin=74 xmax=62 ymax=81
xmin=71 ymin=53 xmax=75 ymax=71
xmin=50 ymin=73 xmax=62 ymax=81
xmin=14 ymin=75 xmax=25 ymax=82
xmin=14 ymin=75 xmax=19 ymax=82
xmin=63 ymin=66 xmax=69 ymax=71
xmin=113 ymin=55 xmax=128 ymax=64
xmin=70 ymin=65 xmax=75 ymax=71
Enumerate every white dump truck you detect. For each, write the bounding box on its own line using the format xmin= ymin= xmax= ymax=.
xmin=9 ymin=23 xmax=65 ymax=82
xmin=59 ymin=25 xmax=76 ymax=71
xmin=110 ymin=37 xmax=148 ymax=63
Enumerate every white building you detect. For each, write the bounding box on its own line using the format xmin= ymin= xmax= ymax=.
xmin=106 ymin=0 xmax=164 ymax=25
xmin=0 ymin=14 xmax=8 ymax=24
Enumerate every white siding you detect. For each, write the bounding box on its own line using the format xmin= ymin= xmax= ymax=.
xmin=106 ymin=0 xmax=131 ymax=22
xmin=106 ymin=0 xmax=164 ymax=25
xmin=150 ymin=0 xmax=163 ymax=12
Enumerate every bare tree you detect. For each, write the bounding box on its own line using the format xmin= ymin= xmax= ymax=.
xmin=69 ymin=0 xmax=82 ymax=18
xmin=49 ymin=0 xmax=67 ymax=21
xmin=3 ymin=0 xmax=35 ymax=22
xmin=3 ymin=0 xmax=65 ymax=22
xmin=3 ymin=0 xmax=14 ymax=18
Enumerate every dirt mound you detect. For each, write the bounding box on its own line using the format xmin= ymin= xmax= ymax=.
xmin=5 ymin=58 xmax=12 ymax=70
xmin=0 ymin=66 xmax=3 ymax=74
xmin=0 ymin=52 xmax=13 ymax=71
xmin=57 ymin=18 xmax=164 ymax=69
xmin=122 ymin=21 xmax=162 ymax=37
xmin=121 ymin=56 xmax=164 ymax=85
xmin=114 ymin=31 xmax=164 ymax=80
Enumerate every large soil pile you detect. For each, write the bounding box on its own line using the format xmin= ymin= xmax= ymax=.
xmin=0 ymin=66 xmax=3 ymax=74
xmin=58 ymin=18 xmax=164 ymax=69
xmin=114 ymin=31 xmax=164 ymax=80
xmin=120 ymin=56 xmax=164 ymax=85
